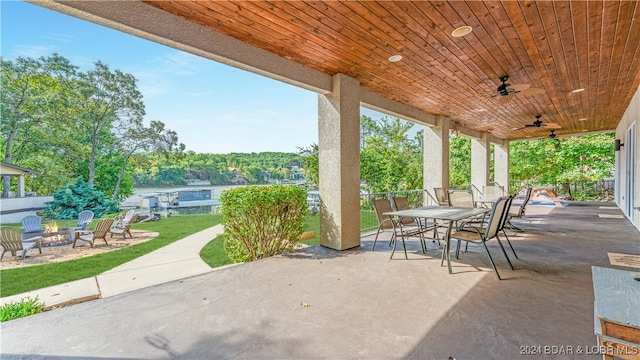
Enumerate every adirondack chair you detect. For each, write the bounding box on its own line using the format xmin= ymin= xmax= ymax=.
xmin=21 ymin=215 xmax=42 ymax=234
xmin=114 ymin=210 xmax=134 ymax=228
xmin=0 ymin=226 xmax=42 ymax=260
xmin=110 ymin=213 xmax=139 ymax=239
xmin=72 ymin=218 xmax=114 ymax=248
xmin=75 ymin=210 xmax=95 ymax=231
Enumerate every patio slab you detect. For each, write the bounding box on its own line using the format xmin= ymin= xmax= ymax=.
xmin=1 ymin=202 xmax=638 ymax=359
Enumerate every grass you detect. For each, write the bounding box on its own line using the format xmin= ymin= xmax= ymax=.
xmin=1 ymin=211 xmax=371 ymax=298
xmin=199 ymin=234 xmax=233 ymax=268
xmin=0 ymin=214 xmax=222 ymax=297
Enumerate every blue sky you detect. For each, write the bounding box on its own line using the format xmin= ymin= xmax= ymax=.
xmin=1 ymin=1 xmax=386 ymax=154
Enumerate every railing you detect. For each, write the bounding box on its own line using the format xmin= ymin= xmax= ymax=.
xmin=359 ymin=189 xmax=440 ymax=232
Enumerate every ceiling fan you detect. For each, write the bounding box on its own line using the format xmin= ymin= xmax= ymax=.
xmin=514 ymin=115 xmax=561 ymax=130
xmin=491 ymin=75 xmax=544 ymax=104
xmin=548 ymin=130 xmax=566 ymax=140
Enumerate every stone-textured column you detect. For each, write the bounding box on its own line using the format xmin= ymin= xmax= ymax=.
xmin=423 ymin=116 xmax=450 ymax=200
xmin=494 ymin=141 xmax=510 ymax=193
xmin=318 ymin=73 xmax=361 ymax=250
xmin=471 ymin=134 xmax=491 ymax=193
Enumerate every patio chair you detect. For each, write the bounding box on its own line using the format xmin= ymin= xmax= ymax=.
xmin=433 ymin=187 xmax=449 ymax=206
xmin=447 ymin=189 xmax=484 ymax=229
xmin=110 ymin=213 xmax=139 ymax=239
xmin=449 ymin=196 xmax=514 ymax=280
xmin=72 ymin=218 xmax=114 ymax=248
xmin=75 ymin=210 xmax=94 ymax=231
xmin=506 ymin=187 xmax=533 ymax=232
xmin=371 ymin=198 xmax=398 ymax=252
xmin=114 ymin=209 xmax=134 ymax=227
xmin=482 ymin=185 xmax=506 ymax=198
xmin=447 ymin=190 xmax=475 ymax=208
xmin=0 ymin=226 xmax=42 ymax=260
xmin=372 ymin=198 xmax=426 ymax=259
xmin=392 ymin=196 xmax=439 ymax=241
xmin=458 ymin=194 xmax=520 ymax=260
xmin=21 ymin=215 xmax=42 ymax=234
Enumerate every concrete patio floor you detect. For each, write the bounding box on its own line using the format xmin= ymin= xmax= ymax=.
xmin=1 ymin=202 xmax=639 ymax=359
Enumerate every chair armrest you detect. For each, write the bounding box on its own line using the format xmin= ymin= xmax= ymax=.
xmin=22 ymin=235 xmax=42 ymax=243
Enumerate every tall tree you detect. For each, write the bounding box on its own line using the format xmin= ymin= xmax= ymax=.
xmin=0 ymin=55 xmax=77 ymax=197
xmin=73 ymin=61 xmax=145 ymax=186
xmin=360 ymin=116 xmax=421 ymax=193
xmin=298 ymin=144 xmax=318 ymax=186
xmin=111 ymin=120 xmax=184 ymax=200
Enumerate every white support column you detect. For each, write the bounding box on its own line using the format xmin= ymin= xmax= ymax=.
xmin=17 ymin=174 xmax=25 ymax=197
xmin=471 ymin=134 xmax=491 ymax=193
xmin=494 ymin=141 xmax=510 ymax=193
xmin=423 ymin=116 xmax=450 ymax=198
xmin=318 ymin=73 xmax=361 ymax=250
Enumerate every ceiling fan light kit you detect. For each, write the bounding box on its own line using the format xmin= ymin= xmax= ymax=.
xmin=515 ymin=114 xmax=561 ymax=132
xmin=498 ymin=92 xmax=514 ymax=104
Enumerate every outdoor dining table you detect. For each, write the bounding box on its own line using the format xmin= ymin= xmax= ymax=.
xmin=384 ymin=206 xmax=491 ymax=274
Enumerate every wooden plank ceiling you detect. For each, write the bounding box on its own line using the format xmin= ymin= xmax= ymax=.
xmin=143 ymin=0 xmax=640 ymax=141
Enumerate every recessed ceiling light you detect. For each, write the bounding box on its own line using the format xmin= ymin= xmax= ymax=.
xmin=512 ymin=127 xmax=520 ymax=131
xmin=388 ymin=55 xmax=403 ymax=62
xmin=572 ymin=88 xmax=585 ymax=93
xmin=582 ymin=129 xmax=589 ymax=132
xmin=578 ymin=118 xmax=587 ymax=121
xmin=451 ymin=26 xmax=473 ymax=37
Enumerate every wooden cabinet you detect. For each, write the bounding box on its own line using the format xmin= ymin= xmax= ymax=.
xmin=592 ymin=266 xmax=640 ymax=360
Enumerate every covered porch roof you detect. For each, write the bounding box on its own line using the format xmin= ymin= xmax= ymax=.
xmin=0 ymin=162 xmax=40 ymax=177
xmin=31 ymin=1 xmax=640 ymax=141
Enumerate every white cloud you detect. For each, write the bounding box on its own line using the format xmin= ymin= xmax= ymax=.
xmin=11 ymin=45 xmax=56 ymax=58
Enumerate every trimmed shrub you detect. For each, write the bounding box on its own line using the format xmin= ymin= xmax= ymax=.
xmin=220 ymin=185 xmax=307 ymax=262
xmin=0 ymin=296 xmax=45 ymax=322
xmin=42 ymin=176 xmax=120 ymax=220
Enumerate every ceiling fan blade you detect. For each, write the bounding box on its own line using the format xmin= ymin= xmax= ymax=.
xmin=510 ymin=83 xmax=530 ymax=91
xmin=519 ymin=87 xmax=545 ymax=95
xmin=545 ymin=123 xmax=562 ymax=129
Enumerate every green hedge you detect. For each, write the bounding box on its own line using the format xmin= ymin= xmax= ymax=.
xmin=220 ymin=185 xmax=307 ymax=262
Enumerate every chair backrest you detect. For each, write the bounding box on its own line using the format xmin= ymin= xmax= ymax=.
xmin=0 ymin=226 xmax=24 ymax=252
xmin=124 ymin=213 xmax=139 ymax=228
xmin=447 ymin=190 xmax=474 ymax=208
xmin=93 ymin=218 xmax=115 ymax=238
xmin=77 ymin=210 xmax=95 ymax=230
xmin=433 ymin=187 xmax=449 ymax=206
xmin=121 ymin=210 xmax=135 ymax=223
xmin=392 ymin=197 xmax=415 ymax=225
xmin=372 ymin=198 xmax=395 ymax=229
xmin=512 ymin=187 xmax=533 ymax=217
xmin=21 ymin=215 xmax=42 ymax=233
xmin=497 ymin=195 xmax=516 ymax=231
xmin=483 ymin=185 xmax=506 ymax=198
xmin=483 ymin=196 xmax=509 ymax=240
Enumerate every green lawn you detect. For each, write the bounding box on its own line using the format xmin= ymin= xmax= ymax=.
xmin=0 ymin=215 xmax=222 ymax=297
xmin=2 ymin=211 xmax=376 ymax=297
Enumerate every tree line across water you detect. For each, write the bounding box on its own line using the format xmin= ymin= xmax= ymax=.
xmin=2 ymin=54 xmax=614 ymax=202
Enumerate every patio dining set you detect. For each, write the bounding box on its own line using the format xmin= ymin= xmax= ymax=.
xmin=371 ymin=185 xmax=534 ymax=280
xmin=0 ymin=209 xmax=140 ymax=261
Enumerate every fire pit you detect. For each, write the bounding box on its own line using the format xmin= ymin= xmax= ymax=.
xmin=23 ymin=222 xmax=73 ymax=247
